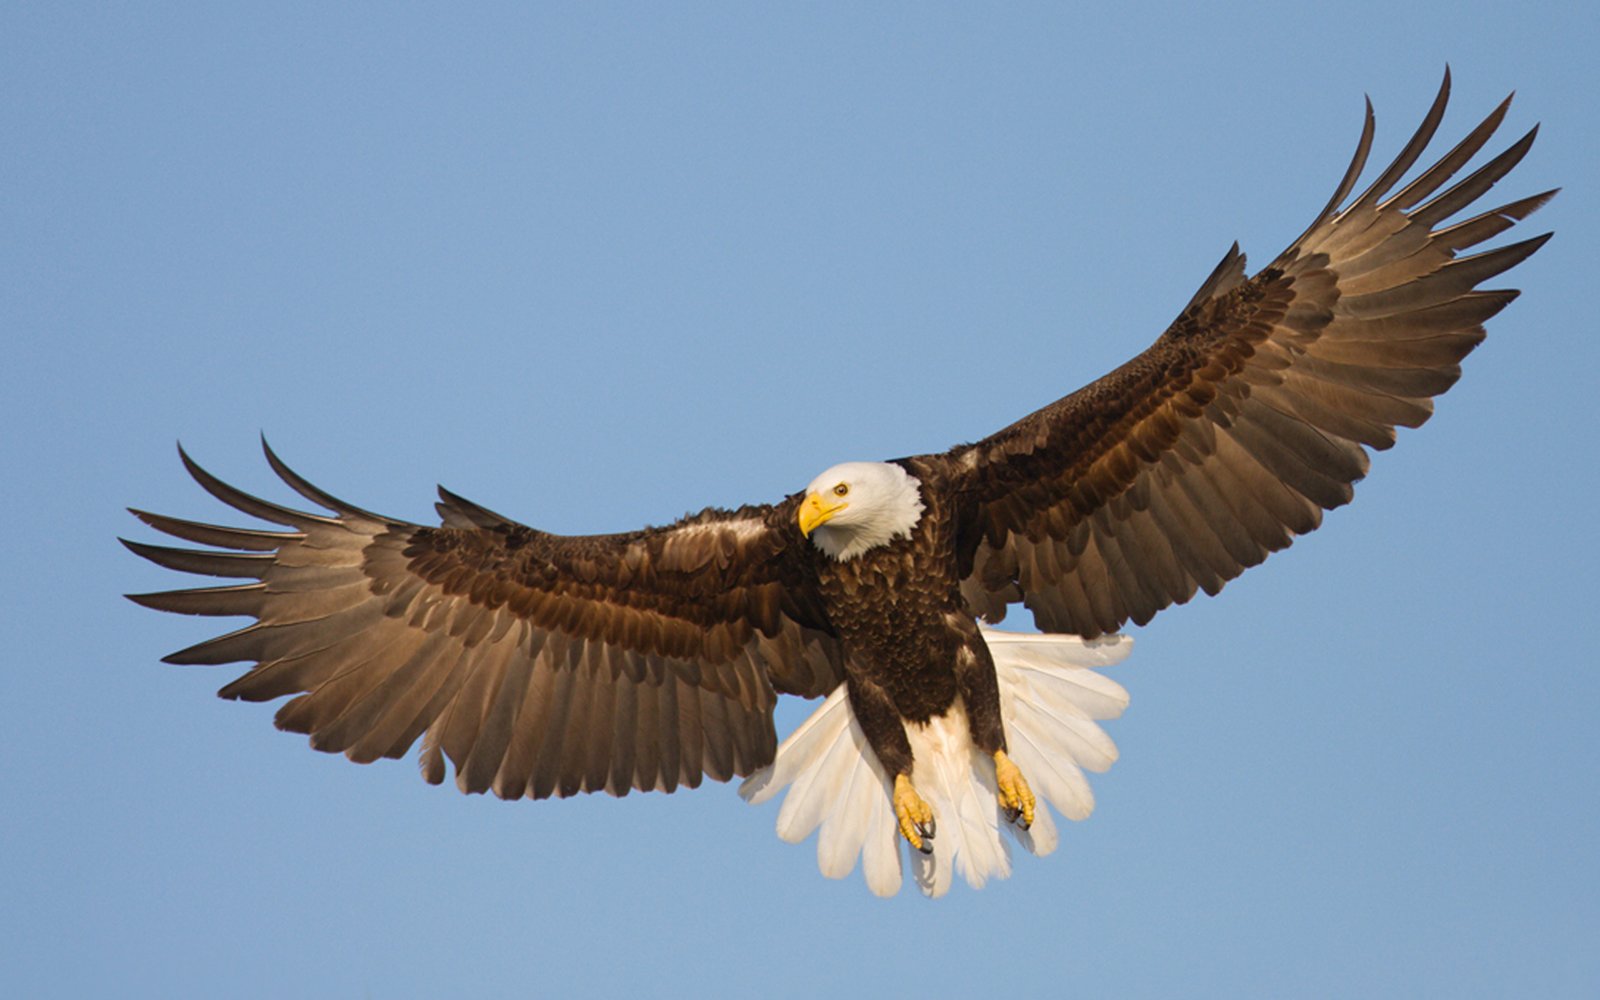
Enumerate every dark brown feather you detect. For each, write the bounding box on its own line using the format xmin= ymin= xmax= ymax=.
xmin=126 ymin=441 xmax=843 ymax=799
xmin=941 ymin=74 xmax=1550 ymax=637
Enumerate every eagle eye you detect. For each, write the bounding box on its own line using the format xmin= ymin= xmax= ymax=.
xmin=833 ymin=483 xmax=849 ymax=497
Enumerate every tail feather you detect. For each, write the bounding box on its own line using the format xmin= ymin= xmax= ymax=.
xmin=773 ymin=694 xmax=864 ymax=840
xmin=741 ymin=629 xmax=1132 ymax=897
xmin=1000 ymin=646 xmax=1130 ymax=821
xmin=1004 ymin=706 xmax=1100 ymax=822
xmin=741 ymin=684 xmax=904 ymax=895
xmin=815 ymin=724 xmax=883 ymax=878
xmin=908 ymin=706 xmax=1011 ymax=897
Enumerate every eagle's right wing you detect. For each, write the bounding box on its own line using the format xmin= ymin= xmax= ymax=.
xmin=126 ymin=441 xmax=845 ymax=799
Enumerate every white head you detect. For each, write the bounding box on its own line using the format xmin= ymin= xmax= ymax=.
xmin=796 ymin=461 xmax=925 ymax=561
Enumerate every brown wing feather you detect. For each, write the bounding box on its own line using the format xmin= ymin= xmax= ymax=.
xmin=947 ymin=71 xmax=1553 ymax=637
xmin=125 ymin=440 xmax=843 ymax=799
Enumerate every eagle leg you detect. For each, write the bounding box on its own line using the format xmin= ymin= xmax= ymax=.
xmin=993 ymin=750 xmax=1035 ymax=830
xmin=892 ymin=773 xmax=936 ymax=854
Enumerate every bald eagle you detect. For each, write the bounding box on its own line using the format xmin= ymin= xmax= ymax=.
xmin=127 ymin=74 xmax=1551 ymax=897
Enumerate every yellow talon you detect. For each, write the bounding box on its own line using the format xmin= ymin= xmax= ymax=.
xmin=994 ymin=750 xmax=1036 ymax=829
xmin=893 ymin=773 xmax=936 ymax=854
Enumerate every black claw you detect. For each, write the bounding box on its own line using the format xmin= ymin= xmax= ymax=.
xmin=923 ymin=815 xmax=936 ymax=841
xmin=1002 ymin=803 xmax=1033 ymax=831
xmin=916 ymin=837 xmax=934 ymax=856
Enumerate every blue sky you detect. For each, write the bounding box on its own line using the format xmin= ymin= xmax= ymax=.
xmin=4 ymin=3 xmax=1596 ymax=997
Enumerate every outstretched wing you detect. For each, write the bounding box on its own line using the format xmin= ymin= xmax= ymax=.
xmin=948 ymin=72 xmax=1553 ymax=638
xmin=125 ymin=441 xmax=844 ymax=799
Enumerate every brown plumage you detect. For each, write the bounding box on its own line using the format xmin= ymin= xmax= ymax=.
xmin=128 ymin=447 xmax=843 ymax=798
xmin=127 ymin=73 xmax=1550 ymax=886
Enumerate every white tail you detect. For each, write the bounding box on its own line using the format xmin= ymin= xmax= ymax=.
xmin=739 ymin=628 xmax=1132 ymax=897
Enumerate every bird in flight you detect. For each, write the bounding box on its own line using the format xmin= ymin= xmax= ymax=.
xmin=127 ymin=72 xmax=1551 ymax=897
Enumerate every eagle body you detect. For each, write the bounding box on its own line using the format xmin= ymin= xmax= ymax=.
xmin=805 ymin=460 xmax=1007 ymax=780
xmin=127 ymin=74 xmax=1554 ymax=896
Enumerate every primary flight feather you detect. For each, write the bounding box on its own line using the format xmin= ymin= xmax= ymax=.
xmin=127 ymin=72 xmax=1551 ymax=896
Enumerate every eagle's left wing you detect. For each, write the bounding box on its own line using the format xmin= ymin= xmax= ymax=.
xmin=942 ymin=74 xmax=1552 ymax=638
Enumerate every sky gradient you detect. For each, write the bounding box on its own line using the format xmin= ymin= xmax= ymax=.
xmin=4 ymin=4 xmax=1597 ymax=997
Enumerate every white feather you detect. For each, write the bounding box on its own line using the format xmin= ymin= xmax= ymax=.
xmin=740 ymin=685 xmax=905 ymax=895
xmin=803 ymin=462 xmax=925 ymax=562
xmin=907 ymin=702 xmax=1010 ymax=897
xmin=740 ymin=627 xmax=1132 ymax=897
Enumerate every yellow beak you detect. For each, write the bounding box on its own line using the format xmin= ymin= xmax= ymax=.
xmin=798 ymin=492 xmax=847 ymax=537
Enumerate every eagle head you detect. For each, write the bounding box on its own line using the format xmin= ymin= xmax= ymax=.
xmin=798 ymin=462 xmax=925 ymax=561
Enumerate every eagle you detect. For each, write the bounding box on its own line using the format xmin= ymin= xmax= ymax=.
xmin=126 ymin=73 xmax=1550 ymax=897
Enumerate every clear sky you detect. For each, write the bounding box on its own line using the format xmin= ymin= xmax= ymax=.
xmin=4 ymin=3 xmax=1596 ymax=997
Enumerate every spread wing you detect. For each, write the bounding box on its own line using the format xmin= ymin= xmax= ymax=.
xmin=948 ymin=72 xmax=1553 ymax=638
xmin=125 ymin=441 xmax=844 ymax=799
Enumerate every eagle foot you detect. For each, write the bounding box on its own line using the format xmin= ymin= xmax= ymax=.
xmin=893 ymin=773 xmax=936 ymax=854
xmin=994 ymin=750 xmax=1035 ymax=830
